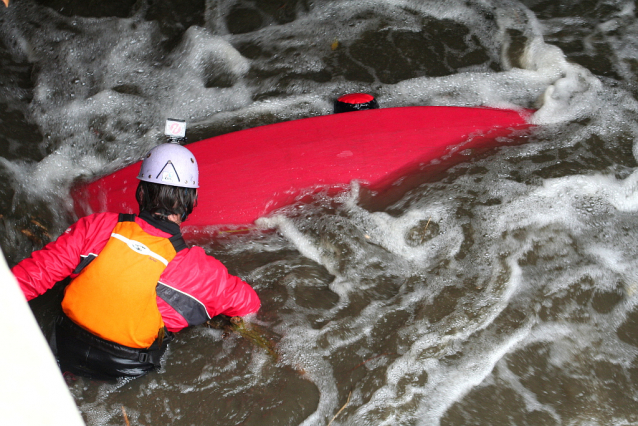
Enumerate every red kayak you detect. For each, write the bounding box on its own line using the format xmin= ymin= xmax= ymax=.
xmin=72 ymin=106 xmax=534 ymax=233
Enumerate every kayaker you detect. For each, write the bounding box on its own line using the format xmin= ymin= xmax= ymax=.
xmin=12 ymin=143 xmax=261 ymax=380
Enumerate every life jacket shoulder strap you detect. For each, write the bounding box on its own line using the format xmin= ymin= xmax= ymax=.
xmin=169 ymin=234 xmax=187 ymax=252
xmin=117 ymin=213 xmax=186 ymax=252
xmin=118 ymin=213 xmax=136 ymax=223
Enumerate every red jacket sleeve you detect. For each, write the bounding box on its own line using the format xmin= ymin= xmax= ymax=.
xmin=157 ymin=246 xmax=260 ymax=332
xmin=11 ymin=213 xmax=117 ymax=300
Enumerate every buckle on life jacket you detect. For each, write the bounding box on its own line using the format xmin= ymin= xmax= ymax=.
xmin=138 ymin=352 xmax=149 ymax=363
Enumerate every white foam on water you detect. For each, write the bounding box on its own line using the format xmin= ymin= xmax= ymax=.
xmin=5 ymin=0 xmax=638 ymax=424
xmin=275 ymin=324 xmax=340 ymax=426
xmin=257 ymin=214 xmax=326 ymax=268
xmin=349 ymin=322 xmax=533 ymax=425
xmin=347 ymin=205 xmax=460 ymax=264
xmin=495 ymin=360 xmax=561 ymax=423
xmin=161 ymin=26 xmax=253 ymax=117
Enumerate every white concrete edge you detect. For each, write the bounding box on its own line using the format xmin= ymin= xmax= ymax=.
xmin=0 ymin=248 xmax=85 ymax=425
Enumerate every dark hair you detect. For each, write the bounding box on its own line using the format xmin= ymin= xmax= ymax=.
xmin=135 ymin=181 xmax=198 ymax=222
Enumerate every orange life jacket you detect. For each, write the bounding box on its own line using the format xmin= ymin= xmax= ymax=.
xmin=62 ymin=214 xmax=184 ymax=349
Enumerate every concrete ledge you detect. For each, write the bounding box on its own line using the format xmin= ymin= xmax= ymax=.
xmin=0 ymin=248 xmax=84 ymax=425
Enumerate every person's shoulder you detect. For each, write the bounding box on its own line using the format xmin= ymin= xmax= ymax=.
xmin=85 ymin=212 xmax=121 ymax=228
xmin=177 ymin=245 xmax=205 ymax=258
xmin=77 ymin=211 xmax=119 ymax=222
xmin=174 ymin=245 xmax=223 ymax=266
xmin=66 ymin=212 xmax=118 ymax=233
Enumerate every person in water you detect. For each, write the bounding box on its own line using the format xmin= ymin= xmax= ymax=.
xmin=12 ymin=143 xmax=261 ymax=380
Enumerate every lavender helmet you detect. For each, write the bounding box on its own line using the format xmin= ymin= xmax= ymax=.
xmin=137 ymin=144 xmax=199 ymax=188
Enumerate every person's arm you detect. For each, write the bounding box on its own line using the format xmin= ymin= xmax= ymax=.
xmin=212 ymin=272 xmax=261 ymax=318
xmin=156 ymin=246 xmax=260 ymax=332
xmin=11 ymin=213 xmax=115 ymax=300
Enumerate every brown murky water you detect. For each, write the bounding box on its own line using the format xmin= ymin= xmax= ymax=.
xmin=2 ymin=0 xmax=638 ymax=424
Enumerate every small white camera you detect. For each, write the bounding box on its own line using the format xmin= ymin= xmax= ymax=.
xmin=164 ymin=118 xmax=186 ymax=139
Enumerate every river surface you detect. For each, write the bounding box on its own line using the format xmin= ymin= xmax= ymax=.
xmin=2 ymin=0 xmax=638 ymax=425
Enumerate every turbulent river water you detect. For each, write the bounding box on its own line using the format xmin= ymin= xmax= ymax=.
xmin=2 ymin=0 xmax=638 ymax=424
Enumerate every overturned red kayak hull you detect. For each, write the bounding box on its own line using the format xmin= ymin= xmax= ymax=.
xmin=72 ymin=106 xmax=533 ymax=231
